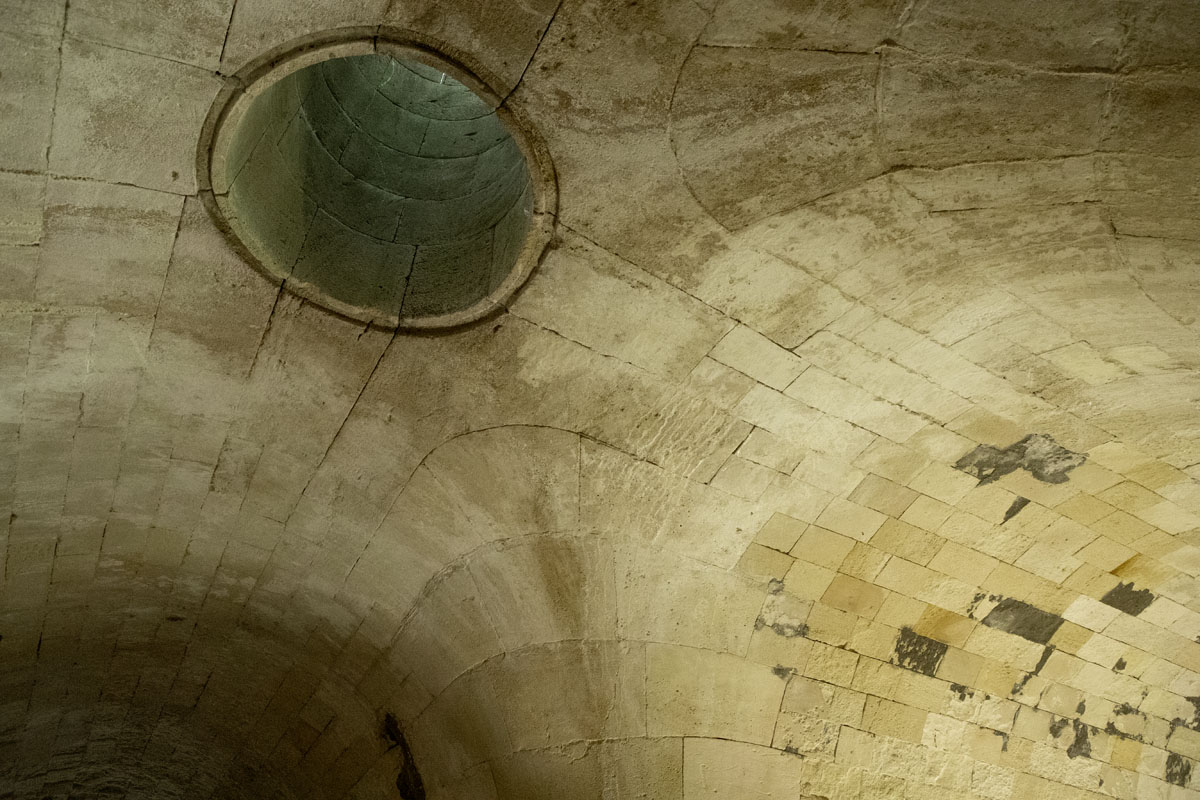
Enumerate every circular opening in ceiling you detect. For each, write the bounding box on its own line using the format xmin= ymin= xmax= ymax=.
xmin=198 ymin=33 xmax=556 ymax=329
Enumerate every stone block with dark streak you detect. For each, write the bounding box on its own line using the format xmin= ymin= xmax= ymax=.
xmin=955 ymin=433 xmax=1086 ymax=485
xmin=1101 ymin=581 xmax=1156 ymax=616
xmin=894 ymin=627 xmax=948 ymax=677
xmin=1167 ymin=752 xmax=1193 ymax=787
xmin=981 ymin=598 xmax=1065 ymax=644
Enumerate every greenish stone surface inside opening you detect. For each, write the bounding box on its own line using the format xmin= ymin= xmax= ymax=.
xmin=222 ymin=54 xmax=533 ymax=321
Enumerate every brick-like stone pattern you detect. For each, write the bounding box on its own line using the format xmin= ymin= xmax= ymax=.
xmin=3 ymin=1 xmax=1200 ymax=799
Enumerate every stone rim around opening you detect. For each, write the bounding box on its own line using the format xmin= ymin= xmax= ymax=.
xmin=196 ymin=29 xmax=557 ymax=330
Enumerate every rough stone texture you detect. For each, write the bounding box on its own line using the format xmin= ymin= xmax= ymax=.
xmin=49 ymin=39 xmax=221 ymax=194
xmin=981 ymin=598 xmax=1066 ymax=645
xmin=671 ymin=47 xmax=882 ymax=228
xmin=955 ymin=433 xmax=1087 ymax=486
xmin=65 ymin=0 xmax=235 ymax=70
xmin=1101 ymin=581 xmax=1157 ymax=617
xmin=4 ymin=1 xmax=1200 ymax=799
xmin=0 ymin=24 xmax=60 ymax=171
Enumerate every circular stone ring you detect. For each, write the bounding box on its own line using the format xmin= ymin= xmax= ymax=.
xmin=196 ymin=28 xmax=557 ymax=330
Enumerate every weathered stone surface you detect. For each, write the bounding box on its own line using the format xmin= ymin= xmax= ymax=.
xmin=383 ymin=0 xmax=559 ymax=94
xmin=671 ymin=47 xmax=883 ymax=229
xmin=49 ymin=39 xmax=221 ymax=194
xmin=955 ymin=433 xmax=1087 ymax=486
xmin=898 ymin=0 xmax=1126 ymax=68
xmin=647 ymin=644 xmax=785 ymax=744
xmin=510 ymin=229 xmax=732 ymax=379
xmin=0 ymin=171 xmax=44 ymax=245
xmin=0 ymin=27 xmax=59 ymax=171
xmin=4 ymin=2 xmax=1200 ymax=799
xmin=35 ymin=178 xmax=183 ymax=314
xmin=1105 ymin=74 xmax=1200 ymax=159
xmin=981 ymin=598 xmax=1066 ymax=645
xmin=894 ymin=627 xmax=948 ymax=677
xmin=66 ymin=0 xmax=235 ymax=69
xmin=1101 ymin=582 xmax=1156 ymax=617
xmin=880 ymin=51 xmax=1110 ymax=167
xmin=220 ymin=0 xmax=389 ymax=71
xmin=701 ymin=0 xmax=904 ymax=51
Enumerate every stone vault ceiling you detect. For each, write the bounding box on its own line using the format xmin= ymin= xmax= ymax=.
xmin=1 ymin=0 xmax=1200 ymax=798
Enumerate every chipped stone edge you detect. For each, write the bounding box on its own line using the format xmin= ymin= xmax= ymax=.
xmin=194 ymin=26 xmax=558 ymax=333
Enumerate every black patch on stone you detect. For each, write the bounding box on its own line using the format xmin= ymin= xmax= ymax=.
xmin=382 ymin=712 xmax=425 ymax=800
xmin=1188 ymin=697 xmax=1200 ymax=726
xmin=166 ymin=615 xmax=185 ymax=622
xmin=955 ymin=433 xmax=1086 ymax=486
xmin=1173 ymin=697 xmax=1200 ymax=734
xmin=1002 ymin=497 xmax=1030 ymax=524
xmin=1076 ymin=700 xmax=1087 ymax=715
xmin=992 ymin=729 xmax=1009 ymax=751
xmin=1167 ymin=753 xmax=1193 ymax=787
xmin=756 ymin=587 xmax=809 ymax=639
xmin=1101 ymin=582 xmax=1155 ymax=616
xmin=1105 ymin=721 xmax=1144 ymax=743
xmin=893 ymin=627 xmax=948 ymax=677
xmin=1066 ymin=719 xmax=1091 ymax=759
xmin=782 ymin=744 xmax=800 ymax=756
xmin=756 ymin=616 xmax=808 ymax=639
xmin=1115 ymin=702 xmax=1138 ymax=716
xmin=981 ymin=598 xmax=1065 ymax=644
xmin=772 ymin=665 xmax=794 ymax=679
xmin=1049 ymin=717 xmax=1069 ymax=737
xmin=1012 ymin=645 xmax=1055 ymax=695
xmin=950 ymin=683 xmax=973 ymax=701
xmin=1114 ymin=658 xmax=1127 ymax=672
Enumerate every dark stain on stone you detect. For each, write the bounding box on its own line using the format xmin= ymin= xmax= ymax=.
xmin=1101 ymin=581 xmax=1156 ymax=616
xmin=1107 ymin=702 xmax=1148 ymax=742
xmin=166 ymin=615 xmax=185 ymax=622
xmin=1172 ymin=697 xmax=1200 ymax=734
xmin=1188 ymin=697 xmax=1200 ymax=726
xmin=1002 ymin=497 xmax=1030 ymax=524
xmin=991 ymin=729 xmax=1009 ymax=751
xmin=755 ymin=615 xmax=809 ymax=639
xmin=1114 ymin=657 xmax=1127 ymax=672
xmin=967 ymin=592 xmax=987 ymax=618
xmin=981 ymin=598 xmax=1065 ymax=644
xmin=893 ymin=627 xmax=948 ymax=677
xmin=1167 ymin=753 xmax=1193 ymax=787
xmin=1012 ymin=645 xmax=1055 ymax=695
xmin=950 ymin=683 xmax=974 ymax=701
xmin=1066 ymin=719 xmax=1091 ymax=759
xmin=955 ymin=433 xmax=1086 ymax=486
xmin=1105 ymin=721 xmax=1144 ymax=743
xmin=1049 ymin=717 xmax=1069 ymax=738
xmin=782 ymin=744 xmax=801 ymax=756
xmin=756 ymin=586 xmax=810 ymax=638
xmin=1076 ymin=700 xmax=1087 ymax=715
xmin=382 ymin=712 xmax=426 ymax=800
xmin=772 ymin=665 xmax=795 ymax=680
